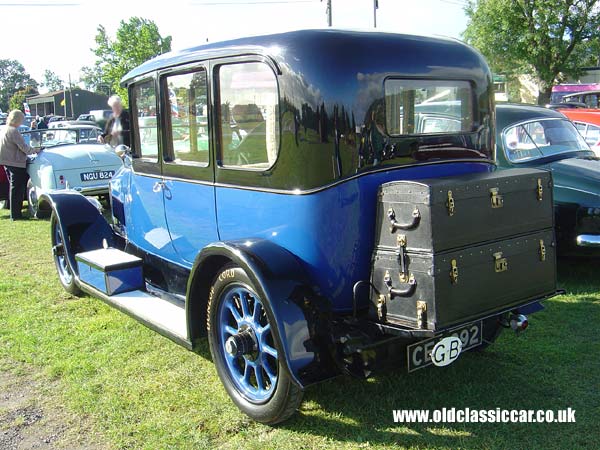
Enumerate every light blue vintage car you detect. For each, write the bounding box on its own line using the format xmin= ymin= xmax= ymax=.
xmin=22 ymin=127 xmax=123 ymax=217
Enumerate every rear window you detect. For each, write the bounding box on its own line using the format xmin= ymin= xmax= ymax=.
xmin=384 ymin=79 xmax=473 ymax=136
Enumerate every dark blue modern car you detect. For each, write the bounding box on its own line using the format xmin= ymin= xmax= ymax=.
xmin=42 ymin=30 xmax=557 ymax=423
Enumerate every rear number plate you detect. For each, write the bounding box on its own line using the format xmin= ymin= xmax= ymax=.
xmin=80 ymin=170 xmax=115 ymax=182
xmin=407 ymin=320 xmax=482 ymax=372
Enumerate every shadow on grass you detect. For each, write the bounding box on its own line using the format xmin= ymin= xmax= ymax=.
xmin=277 ymin=264 xmax=598 ymax=448
xmin=557 ymin=257 xmax=600 ymax=295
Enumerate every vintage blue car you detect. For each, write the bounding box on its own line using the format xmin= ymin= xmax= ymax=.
xmin=42 ymin=30 xmax=557 ymax=423
xmin=495 ymin=104 xmax=600 ymax=254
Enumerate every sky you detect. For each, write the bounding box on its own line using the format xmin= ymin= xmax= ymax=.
xmin=0 ymin=0 xmax=469 ymax=92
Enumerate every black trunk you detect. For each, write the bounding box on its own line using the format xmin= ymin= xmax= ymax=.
xmin=370 ymin=168 xmax=557 ymax=330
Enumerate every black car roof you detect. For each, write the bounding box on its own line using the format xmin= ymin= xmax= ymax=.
xmin=121 ymin=29 xmax=484 ymax=85
xmin=496 ymin=103 xmax=566 ymax=132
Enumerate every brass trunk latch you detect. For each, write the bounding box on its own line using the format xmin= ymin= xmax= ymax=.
xmin=446 ymin=190 xmax=455 ymax=216
xmin=450 ymin=259 xmax=459 ymax=284
xmin=397 ymin=234 xmax=409 ymax=282
xmin=539 ymin=239 xmax=546 ymax=261
xmin=377 ymin=295 xmax=387 ymax=322
xmin=416 ymin=301 xmax=427 ymax=329
xmin=494 ymin=252 xmax=508 ymax=272
xmin=490 ymin=187 xmax=504 ymax=209
xmin=537 ymin=178 xmax=544 ymax=201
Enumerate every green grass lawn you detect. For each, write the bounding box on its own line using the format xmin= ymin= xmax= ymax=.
xmin=0 ymin=209 xmax=599 ymax=449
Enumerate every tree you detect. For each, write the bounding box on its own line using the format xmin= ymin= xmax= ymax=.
xmin=0 ymin=59 xmax=38 ymax=112
xmin=464 ymin=0 xmax=600 ymax=104
xmin=81 ymin=17 xmax=171 ymax=103
xmin=41 ymin=70 xmax=64 ymax=92
xmin=9 ymin=86 xmax=38 ymax=113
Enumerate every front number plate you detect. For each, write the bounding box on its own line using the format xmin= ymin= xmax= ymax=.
xmin=407 ymin=320 xmax=482 ymax=372
xmin=80 ymin=170 xmax=115 ymax=182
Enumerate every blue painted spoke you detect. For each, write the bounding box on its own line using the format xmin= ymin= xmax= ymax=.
xmin=262 ymin=343 xmax=278 ymax=359
xmin=226 ymin=303 xmax=242 ymax=324
xmin=243 ymin=360 xmax=252 ymax=384
xmin=252 ymin=299 xmax=261 ymax=323
xmin=224 ymin=325 xmax=238 ymax=336
xmin=259 ymin=323 xmax=270 ymax=334
xmin=254 ymin=364 xmax=266 ymax=391
xmin=238 ymin=292 xmax=250 ymax=318
xmin=262 ymin=358 xmax=277 ymax=384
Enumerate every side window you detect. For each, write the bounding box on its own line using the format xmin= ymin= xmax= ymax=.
xmin=165 ymin=69 xmax=209 ymax=166
xmin=218 ymin=62 xmax=279 ymax=170
xmin=132 ymin=80 xmax=159 ymax=160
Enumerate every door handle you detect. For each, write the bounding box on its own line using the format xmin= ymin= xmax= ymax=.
xmin=152 ymin=181 xmax=164 ymax=193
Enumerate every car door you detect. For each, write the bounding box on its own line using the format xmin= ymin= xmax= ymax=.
xmin=127 ymin=78 xmax=180 ymax=263
xmin=160 ymin=65 xmax=219 ymax=265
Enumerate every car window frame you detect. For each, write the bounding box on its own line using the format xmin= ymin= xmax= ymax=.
xmin=213 ymin=57 xmax=281 ymax=173
xmin=158 ymin=62 xmax=214 ymax=183
xmin=130 ymin=75 xmax=162 ymax=177
xmin=501 ymin=117 xmax=592 ymax=164
xmin=382 ymin=76 xmax=477 ymax=138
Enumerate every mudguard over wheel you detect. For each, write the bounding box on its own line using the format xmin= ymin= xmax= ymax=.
xmin=50 ymin=213 xmax=81 ymax=296
xmin=207 ymin=265 xmax=303 ymax=424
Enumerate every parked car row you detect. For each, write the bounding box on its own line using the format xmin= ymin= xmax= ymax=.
xmin=0 ymin=125 xmax=122 ymax=216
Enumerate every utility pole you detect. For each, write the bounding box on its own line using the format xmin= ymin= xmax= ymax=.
xmin=321 ymin=0 xmax=332 ymax=27
xmin=374 ymin=0 xmax=378 ymax=28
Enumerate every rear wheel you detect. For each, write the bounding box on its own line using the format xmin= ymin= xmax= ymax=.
xmin=51 ymin=213 xmax=81 ymax=296
xmin=207 ymin=265 xmax=303 ymax=424
xmin=27 ymin=182 xmax=49 ymax=219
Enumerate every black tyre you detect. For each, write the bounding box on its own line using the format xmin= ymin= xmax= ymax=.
xmin=207 ymin=265 xmax=303 ymax=424
xmin=50 ymin=213 xmax=82 ymax=296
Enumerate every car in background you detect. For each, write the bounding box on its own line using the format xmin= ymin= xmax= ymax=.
xmin=559 ymin=108 xmax=600 ymax=154
xmin=21 ymin=127 xmax=123 ymax=218
xmin=49 ymin=120 xmax=98 ymax=129
xmin=561 ymin=90 xmax=600 ymax=109
xmin=496 ymin=103 xmax=600 ymax=254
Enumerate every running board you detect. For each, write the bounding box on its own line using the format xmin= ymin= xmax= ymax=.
xmin=79 ymin=282 xmax=191 ymax=349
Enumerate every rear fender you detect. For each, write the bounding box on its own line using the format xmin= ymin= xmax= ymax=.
xmin=187 ymin=240 xmax=336 ymax=388
xmin=40 ymin=191 xmax=116 ymax=275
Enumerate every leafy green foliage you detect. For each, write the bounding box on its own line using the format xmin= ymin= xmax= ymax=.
xmin=41 ymin=70 xmax=64 ymax=92
xmin=81 ymin=17 xmax=171 ymax=104
xmin=464 ymin=0 xmax=600 ymax=104
xmin=8 ymin=85 xmax=38 ymax=113
xmin=0 ymin=59 xmax=38 ymax=112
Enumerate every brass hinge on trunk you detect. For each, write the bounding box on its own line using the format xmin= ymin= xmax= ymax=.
xmin=539 ymin=239 xmax=546 ymax=261
xmin=537 ymin=178 xmax=544 ymax=201
xmin=494 ymin=252 xmax=508 ymax=272
xmin=446 ymin=190 xmax=455 ymax=216
xmin=490 ymin=187 xmax=503 ymax=208
xmin=450 ymin=259 xmax=459 ymax=284
xmin=416 ymin=301 xmax=427 ymax=329
xmin=397 ymin=234 xmax=409 ymax=282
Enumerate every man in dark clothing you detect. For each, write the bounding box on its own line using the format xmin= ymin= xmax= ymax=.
xmin=99 ymin=95 xmax=130 ymax=148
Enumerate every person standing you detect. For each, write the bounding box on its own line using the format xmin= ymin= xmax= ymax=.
xmin=99 ymin=95 xmax=130 ymax=148
xmin=0 ymin=110 xmax=42 ymax=220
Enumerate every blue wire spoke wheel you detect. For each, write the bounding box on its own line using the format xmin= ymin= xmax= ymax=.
xmin=207 ymin=265 xmax=303 ymax=424
xmin=218 ymin=285 xmax=278 ymax=403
